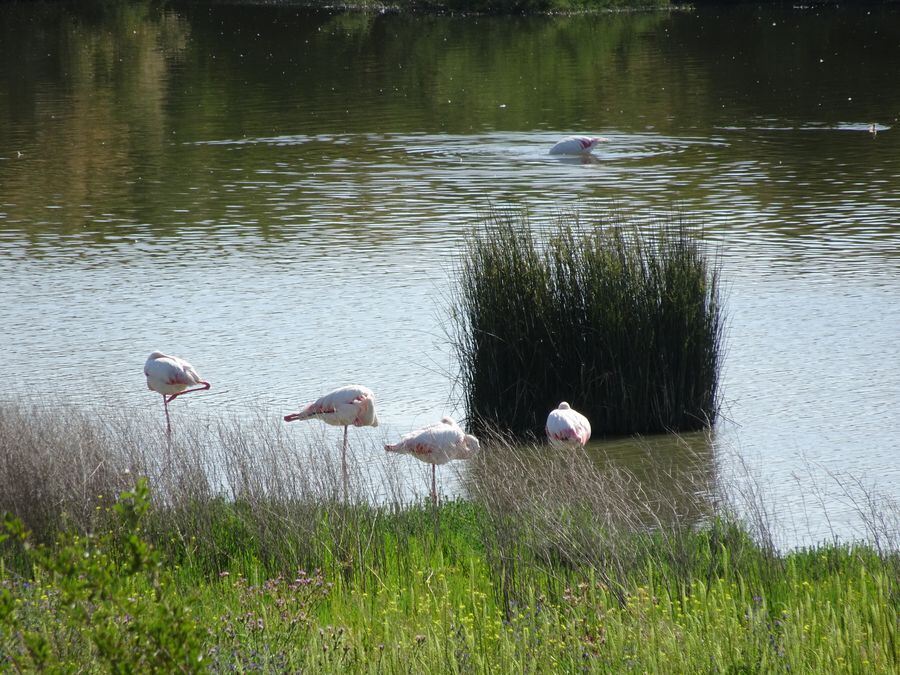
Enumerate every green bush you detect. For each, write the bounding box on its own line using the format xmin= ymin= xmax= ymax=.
xmin=453 ymin=211 xmax=724 ymax=438
xmin=1 ymin=479 xmax=205 ymax=672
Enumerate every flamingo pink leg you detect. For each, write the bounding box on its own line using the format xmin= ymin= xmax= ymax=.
xmin=431 ymin=464 xmax=437 ymax=507
xmin=342 ymin=425 xmax=349 ymax=503
xmin=162 ymin=381 xmax=209 ymax=439
xmin=162 ymin=394 xmax=171 ymax=437
xmin=166 ymin=381 xmax=211 ymax=403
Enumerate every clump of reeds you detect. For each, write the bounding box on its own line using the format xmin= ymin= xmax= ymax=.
xmin=452 ymin=210 xmax=724 ymax=438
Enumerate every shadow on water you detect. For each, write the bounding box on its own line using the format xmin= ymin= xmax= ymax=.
xmin=588 ymin=431 xmax=719 ymax=526
xmin=462 ymin=430 xmax=719 ymax=533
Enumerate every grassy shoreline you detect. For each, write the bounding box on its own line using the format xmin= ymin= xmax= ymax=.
xmin=3 ymin=489 xmax=897 ymax=672
xmin=1 ymin=403 xmax=898 ymax=671
xmin=187 ymin=0 xmax=676 ymax=15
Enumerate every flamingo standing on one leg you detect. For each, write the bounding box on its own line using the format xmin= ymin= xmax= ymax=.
xmin=283 ymin=385 xmax=379 ymax=502
xmin=549 ymin=135 xmax=609 ymax=155
xmin=546 ymin=402 xmax=592 ymax=448
xmin=144 ymin=351 xmax=211 ymax=437
xmin=385 ymin=416 xmax=480 ymax=506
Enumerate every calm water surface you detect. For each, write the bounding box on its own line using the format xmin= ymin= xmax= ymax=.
xmin=1 ymin=3 xmax=898 ymax=547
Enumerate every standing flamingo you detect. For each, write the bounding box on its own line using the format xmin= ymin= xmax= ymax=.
xmin=549 ymin=135 xmax=609 ymax=155
xmin=385 ymin=416 xmax=480 ymax=506
xmin=546 ymin=402 xmax=592 ymax=448
xmin=283 ymin=385 xmax=379 ymax=501
xmin=144 ymin=351 xmax=211 ymax=437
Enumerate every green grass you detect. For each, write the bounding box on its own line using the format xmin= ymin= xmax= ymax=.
xmin=275 ymin=0 xmax=673 ymax=14
xmin=388 ymin=0 xmax=672 ymax=13
xmin=0 ymin=404 xmax=896 ymax=672
xmin=2 ymin=485 xmax=897 ymax=672
xmin=452 ymin=211 xmax=724 ymax=439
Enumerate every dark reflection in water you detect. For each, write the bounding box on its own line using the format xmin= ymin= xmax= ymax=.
xmin=2 ymin=3 xmax=898 ymax=253
xmin=1 ymin=2 xmax=899 ymax=546
xmin=461 ymin=432 xmax=719 ymax=559
xmin=589 ymin=432 xmax=719 ymax=527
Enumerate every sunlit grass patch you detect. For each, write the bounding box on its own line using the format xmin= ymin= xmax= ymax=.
xmin=3 ymin=490 xmax=896 ymax=672
xmin=1 ymin=403 xmax=897 ymax=671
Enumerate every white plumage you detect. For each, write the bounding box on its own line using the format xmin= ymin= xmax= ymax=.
xmin=549 ymin=135 xmax=609 ymax=155
xmin=546 ymin=402 xmax=592 ymax=447
xmin=144 ymin=351 xmax=210 ymax=436
xmin=283 ymin=385 xmax=379 ymax=502
xmin=283 ymin=384 xmax=378 ymax=428
xmin=385 ymin=416 xmax=478 ymax=464
xmin=386 ymin=416 xmax=480 ymax=504
xmin=144 ymin=351 xmax=207 ymax=397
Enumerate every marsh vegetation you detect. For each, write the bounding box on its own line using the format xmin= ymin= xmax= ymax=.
xmin=1 ymin=404 xmax=897 ymax=672
xmin=453 ymin=212 xmax=724 ymax=439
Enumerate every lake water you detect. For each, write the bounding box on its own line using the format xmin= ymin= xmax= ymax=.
xmin=1 ymin=2 xmax=898 ymax=547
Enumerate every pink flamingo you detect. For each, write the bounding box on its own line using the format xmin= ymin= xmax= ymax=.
xmin=549 ymin=135 xmax=609 ymax=155
xmin=283 ymin=385 xmax=379 ymax=501
xmin=144 ymin=351 xmax=211 ymax=437
xmin=545 ymin=402 xmax=592 ymax=447
xmin=385 ymin=416 xmax=480 ymax=506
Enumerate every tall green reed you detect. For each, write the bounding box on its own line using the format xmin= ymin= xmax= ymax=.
xmin=452 ymin=211 xmax=724 ymax=438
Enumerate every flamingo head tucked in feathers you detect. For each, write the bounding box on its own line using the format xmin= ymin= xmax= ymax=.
xmin=445 ymin=417 xmax=479 ymax=455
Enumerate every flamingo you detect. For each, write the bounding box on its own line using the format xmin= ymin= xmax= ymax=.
xmin=549 ymin=135 xmax=609 ymax=155
xmin=546 ymin=402 xmax=591 ymax=448
xmin=385 ymin=416 xmax=480 ymax=506
xmin=283 ymin=385 xmax=379 ymax=501
xmin=144 ymin=351 xmax=211 ymax=437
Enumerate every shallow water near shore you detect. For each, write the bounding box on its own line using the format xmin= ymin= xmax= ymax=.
xmin=1 ymin=2 xmax=898 ymax=547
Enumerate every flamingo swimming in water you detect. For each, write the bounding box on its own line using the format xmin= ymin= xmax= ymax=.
xmin=546 ymin=402 xmax=592 ymax=448
xmin=549 ymin=135 xmax=609 ymax=155
xmin=144 ymin=351 xmax=211 ymax=437
xmin=385 ymin=416 xmax=480 ymax=506
xmin=283 ymin=385 xmax=379 ymax=501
